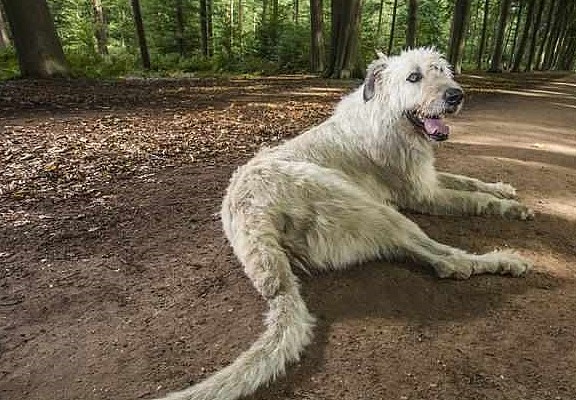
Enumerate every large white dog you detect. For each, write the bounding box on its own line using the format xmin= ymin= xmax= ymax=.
xmin=156 ymin=48 xmax=533 ymax=400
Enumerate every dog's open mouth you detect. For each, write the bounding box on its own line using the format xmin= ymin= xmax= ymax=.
xmin=405 ymin=111 xmax=450 ymax=142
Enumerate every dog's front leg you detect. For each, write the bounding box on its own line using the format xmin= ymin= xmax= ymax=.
xmin=408 ymin=188 xmax=534 ymax=220
xmin=438 ymin=172 xmax=518 ymax=199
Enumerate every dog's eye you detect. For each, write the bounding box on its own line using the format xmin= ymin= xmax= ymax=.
xmin=407 ymin=72 xmax=423 ymax=83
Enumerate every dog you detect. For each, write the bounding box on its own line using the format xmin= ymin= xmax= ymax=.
xmin=154 ymin=48 xmax=533 ymax=400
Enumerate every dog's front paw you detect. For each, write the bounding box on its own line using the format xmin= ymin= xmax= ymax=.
xmin=501 ymin=200 xmax=535 ymax=220
xmin=486 ymin=182 xmax=518 ymax=199
xmin=480 ymin=250 xmax=532 ymax=277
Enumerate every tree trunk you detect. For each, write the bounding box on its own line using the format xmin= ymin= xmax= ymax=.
xmin=542 ymin=0 xmax=566 ymax=70
xmin=310 ymin=0 xmax=324 ymax=72
xmin=509 ymin=0 xmax=523 ymax=68
xmin=238 ymin=0 xmax=243 ymax=51
xmin=130 ymin=0 xmax=150 ymax=69
xmin=200 ymin=0 xmax=209 ymax=56
xmin=448 ymin=0 xmax=472 ymax=74
xmin=175 ymin=0 xmax=185 ymax=56
xmin=550 ymin=4 xmax=571 ymax=69
xmin=525 ymin=0 xmax=546 ymax=71
xmin=406 ymin=0 xmax=418 ymax=48
xmin=91 ymin=0 xmax=108 ymax=55
xmin=1 ymin=0 xmax=69 ymax=78
xmin=488 ymin=0 xmax=512 ymax=72
xmin=328 ymin=0 xmax=363 ymax=78
xmin=512 ymin=0 xmax=536 ymax=71
xmin=207 ymin=0 xmax=213 ymax=56
xmin=0 ymin=4 xmax=10 ymax=48
xmin=387 ymin=0 xmax=398 ymax=55
xmin=294 ymin=0 xmax=299 ymax=23
xmin=536 ymin=0 xmax=557 ymax=69
xmin=476 ymin=0 xmax=490 ymax=69
xmin=376 ymin=0 xmax=384 ymax=38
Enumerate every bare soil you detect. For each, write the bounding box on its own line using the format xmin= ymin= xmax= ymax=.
xmin=1 ymin=72 xmax=575 ymax=400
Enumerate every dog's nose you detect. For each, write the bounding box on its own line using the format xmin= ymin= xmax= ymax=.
xmin=444 ymin=88 xmax=464 ymax=106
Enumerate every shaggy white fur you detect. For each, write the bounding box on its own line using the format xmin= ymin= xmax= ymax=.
xmin=153 ymin=48 xmax=533 ymax=400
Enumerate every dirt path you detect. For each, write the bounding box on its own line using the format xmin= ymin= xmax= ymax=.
xmin=1 ymin=73 xmax=575 ymax=400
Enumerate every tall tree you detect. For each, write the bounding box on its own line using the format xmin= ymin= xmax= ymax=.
xmin=387 ymin=0 xmax=398 ymax=55
xmin=512 ymin=0 xmax=536 ymax=71
xmin=200 ymin=0 xmax=209 ymax=57
xmin=328 ymin=0 xmax=363 ymax=78
xmin=310 ymin=0 xmax=324 ymax=72
xmin=0 ymin=4 xmax=10 ymax=48
xmin=448 ymin=0 xmax=472 ymax=74
xmin=130 ymin=0 xmax=150 ymax=69
xmin=476 ymin=0 xmax=490 ymax=69
xmin=376 ymin=0 xmax=384 ymax=38
xmin=91 ymin=0 xmax=108 ymax=55
xmin=542 ymin=0 xmax=566 ymax=69
xmin=175 ymin=0 xmax=185 ymax=56
xmin=488 ymin=0 xmax=512 ymax=72
xmin=536 ymin=0 xmax=557 ymax=69
xmin=406 ymin=0 xmax=418 ymax=48
xmin=525 ymin=0 xmax=546 ymax=71
xmin=1 ymin=0 xmax=69 ymax=78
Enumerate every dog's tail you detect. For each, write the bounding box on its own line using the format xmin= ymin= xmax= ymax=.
xmin=154 ymin=240 xmax=315 ymax=400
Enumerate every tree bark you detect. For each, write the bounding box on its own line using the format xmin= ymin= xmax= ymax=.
xmin=0 ymin=4 xmax=10 ymax=48
xmin=448 ymin=0 xmax=472 ymax=74
xmin=376 ymin=0 xmax=384 ymax=38
xmin=294 ymin=0 xmax=299 ymax=23
xmin=310 ymin=0 xmax=324 ymax=72
xmin=488 ymin=0 xmax=512 ymax=72
xmin=200 ymin=0 xmax=209 ymax=56
xmin=536 ymin=0 xmax=557 ymax=69
xmin=328 ymin=0 xmax=363 ymax=78
xmin=91 ymin=0 xmax=108 ymax=55
xmin=476 ymin=0 xmax=490 ymax=69
xmin=130 ymin=0 xmax=150 ymax=69
xmin=550 ymin=3 xmax=571 ymax=69
xmin=512 ymin=0 xmax=536 ymax=71
xmin=509 ymin=0 xmax=524 ymax=68
xmin=406 ymin=0 xmax=418 ymax=48
xmin=1 ymin=0 xmax=69 ymax=78
xmin=542 ymin=0 xmax=566 ymax=69
xmin=387 ymin=0 xmax=398 ymax=55
xmin=175 ymin=0 xmax=185 ymax=56
xmin=525 ymin=0 xmax=546 ymax=71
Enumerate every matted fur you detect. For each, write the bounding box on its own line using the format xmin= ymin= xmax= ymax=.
xmin=153 ymin=48 xmax=533 ymax=400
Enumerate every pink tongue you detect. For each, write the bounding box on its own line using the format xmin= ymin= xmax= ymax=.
xmin=424 ymin=118 xmax=449 ymax=136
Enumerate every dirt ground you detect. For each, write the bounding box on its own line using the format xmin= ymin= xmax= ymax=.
xmin=1 ymin=71 xmax=575 ymax=400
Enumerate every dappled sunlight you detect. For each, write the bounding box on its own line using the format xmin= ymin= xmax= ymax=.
xmin=452 ymin=121 xmax=576 ymax=156
xmin=548 ymin=102 xmax=576 ymax=110
xmin=537 ymin=197 xmax=576 ymax=222
xmin=483 ymin=88 xmax=576 ymax=100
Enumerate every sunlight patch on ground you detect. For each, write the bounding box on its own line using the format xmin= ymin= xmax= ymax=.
xmin=452 ymin=121 xmax=576 ymax=155
xmin=547 ymin=81 xmax=576 ymax=88
xmin=536 ymin=198 xmax=576 ymax=222
xmin=486 ymin=88 xmax=576 ymax=100
xmin=549 ymin=102 xmax=576 ymax=110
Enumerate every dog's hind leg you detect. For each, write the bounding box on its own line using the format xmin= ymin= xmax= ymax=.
xmin=300 ymin=200 xmax=530 ymax=280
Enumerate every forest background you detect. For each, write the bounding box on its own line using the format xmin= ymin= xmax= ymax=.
xmin=0 ymin=0 xmax=575 ymax=81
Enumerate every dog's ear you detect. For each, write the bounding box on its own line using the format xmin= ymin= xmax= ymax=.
xmin=375 ymin=49 xmax=386 ymax=59
xmin=363 ymin=60 xmax=387 ymax=102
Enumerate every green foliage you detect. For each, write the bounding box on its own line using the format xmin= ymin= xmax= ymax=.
xmin=16 ymin=0 xmax=572 ymax=79
xmin=0 ymin=47 xmax=19 ymax=80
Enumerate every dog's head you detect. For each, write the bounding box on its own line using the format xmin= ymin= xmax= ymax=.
xmin=363 ymin=48 xmax=463 ymax=142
